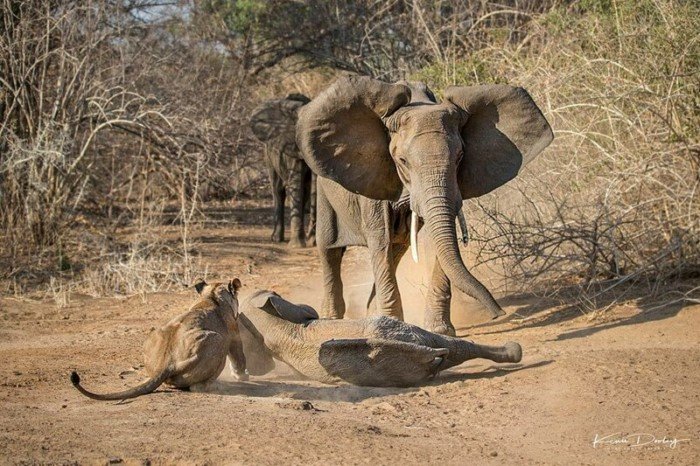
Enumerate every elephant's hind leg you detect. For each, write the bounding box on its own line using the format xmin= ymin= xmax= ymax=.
xmin=305 ymin=171 xmax=317 ymax=246
xmin=320 ymin=247 xmax=346 ymax=319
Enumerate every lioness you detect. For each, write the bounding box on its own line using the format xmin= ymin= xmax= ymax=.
xmin=71 ymin=278 xmax=247 ymax=400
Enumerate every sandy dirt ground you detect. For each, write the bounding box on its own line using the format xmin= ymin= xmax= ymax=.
xmin=0 ymin=204 xmax=698 ymax=465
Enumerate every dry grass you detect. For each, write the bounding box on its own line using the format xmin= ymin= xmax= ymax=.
xmin=0 ymin=1 xmax=259 ymax=300
xmin=414 ymin=0 xmax=699 ymax=309
xmin=2 ymin=1 xmax=697 ymax=312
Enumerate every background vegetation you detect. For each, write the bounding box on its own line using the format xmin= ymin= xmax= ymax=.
xmin=1 ymin=0 xmax=697 ymax=309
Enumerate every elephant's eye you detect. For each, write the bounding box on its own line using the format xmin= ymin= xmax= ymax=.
xmin=456 ymin=151 xmax=464 ymax=164
xmin=399 ymin=157 xmax=409 ymax=166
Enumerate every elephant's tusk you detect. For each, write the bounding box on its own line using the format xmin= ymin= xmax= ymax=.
xmin=411 ymin=211 xmax=419 ymax=263
xmin=457 ymin=209 xmax=469 ymax=245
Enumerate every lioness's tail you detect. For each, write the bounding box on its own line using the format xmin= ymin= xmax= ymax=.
xmin=70 ymin=369 xmax=170 ymax=401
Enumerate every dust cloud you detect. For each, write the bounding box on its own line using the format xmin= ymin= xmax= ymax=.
xmin=267 ymin=227 xmax=506 ymax=330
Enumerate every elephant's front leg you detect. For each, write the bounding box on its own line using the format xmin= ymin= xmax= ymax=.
xmin=424 ymin=259 xmax=456 ymax=336
xmin=367 ymin=241 xmax=404 ymax=320
xmin=320 ymin=247 xmax=346 ymax=319
xmin=287 ymin=158 xmax=306 ymax=248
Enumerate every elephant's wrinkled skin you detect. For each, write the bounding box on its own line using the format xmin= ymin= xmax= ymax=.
xmin=296 ymin=77 xmax=553 ymax=335
xmin=239 ymin=290 xmax=522 ymax=387
xmin=251 ymin=94 xmax=316 ymax=248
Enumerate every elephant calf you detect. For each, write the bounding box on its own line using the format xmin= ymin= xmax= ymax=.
xmin=239 ymin=290 xmax=522 ymax=387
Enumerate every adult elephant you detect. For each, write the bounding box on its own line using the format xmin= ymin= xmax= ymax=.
xmin=296 ymin=76 xmax=553 ymax=335
xmin=251 ymin=93 xmax=316 ymax=248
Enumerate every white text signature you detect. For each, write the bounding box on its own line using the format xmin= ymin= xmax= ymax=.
xmin=593 ymin=433 xmax=690 ymax=449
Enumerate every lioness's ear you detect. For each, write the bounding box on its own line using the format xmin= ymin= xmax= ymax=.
xmin=194 ymin=279 xmax=207 ymax=295
xmin=229 ymin=278 xmax=242 ymax=294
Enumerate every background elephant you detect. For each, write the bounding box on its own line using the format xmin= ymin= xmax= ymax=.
xmin=296 ymin=77 xmax=553 ymax=335
xmin=251 ymin=94 xmax=316 ymax=248
xmin=239 ymin=290 xmax=522 ymax=387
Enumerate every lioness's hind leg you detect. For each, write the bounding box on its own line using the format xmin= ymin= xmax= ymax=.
xmin=172 ymin=332 xmax=227 ymax=387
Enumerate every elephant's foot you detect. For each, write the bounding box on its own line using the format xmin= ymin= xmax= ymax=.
xmin=374 ymin=308 xmax=404 ymax=321
xmin=424 ymin=312 xmax=456 ymax=337
xmin=321 ymin=311 xmax=344 ymax=320
xmin=189 ymin=380 xmax=219 ymax=393
xmin=288 ymin=237 xmax=306 ymax=249
xmin=271 ymin=229 xmax=284 ymax=243
xmin=503 ymin=341 xmax=522 ymax=363
xmin=306 ymin=233 xmax=316 ymax=247
xmin=320 ymin=304 xmax=345 ymax=320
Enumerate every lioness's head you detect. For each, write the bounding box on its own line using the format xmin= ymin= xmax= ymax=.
xmin=194 ymin=278 xmax=242 ymax=318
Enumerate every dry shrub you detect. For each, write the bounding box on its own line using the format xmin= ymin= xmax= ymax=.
xmin=416 ymin=0 xmax=699 ymax=307
xmin=32 ymin=201 xmax=208 ymax=305
xmin=3 ymin=0 xmax=697 ymax=310
xmin=78 ymin=241 xmax=207 ymax=299
xmin=1 ymin=125 xmax=77 ymax=253
xmin=0 ymin=1 xmax=258 ymax=298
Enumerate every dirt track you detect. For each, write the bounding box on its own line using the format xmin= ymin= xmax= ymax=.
xmin=1 ymin=209 xmax=698 ymax=465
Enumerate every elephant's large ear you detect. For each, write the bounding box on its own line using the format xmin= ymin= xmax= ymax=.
xmin=296 ymin=76 xmax=411 ymax=201
xmin=250 ymin=95 xmax=310 ymax=159
xmin=445 ymin=85 xmax=553 ymax=199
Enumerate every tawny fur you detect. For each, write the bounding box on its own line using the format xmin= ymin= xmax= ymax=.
xmin=71 ymin=279 xmax=246 ymax=400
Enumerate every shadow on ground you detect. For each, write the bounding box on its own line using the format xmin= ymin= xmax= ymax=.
xmin=145 ymin=359 xmax=553 ymax=403
xmin=458 ymin=283 xmax=695 ymax=342
xmin=550 ymin=301 xmax=687 ymax=341
xmin=438 ymin=359 xmax=553 ymax=383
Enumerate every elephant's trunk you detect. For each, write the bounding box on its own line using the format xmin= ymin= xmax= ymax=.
xmin=422 ymin=191 xmax=505 ymax=319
